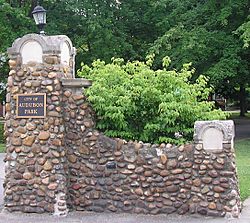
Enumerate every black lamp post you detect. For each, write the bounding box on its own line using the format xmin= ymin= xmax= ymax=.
xmin=32 ymin=5 xmax=46 ymax=35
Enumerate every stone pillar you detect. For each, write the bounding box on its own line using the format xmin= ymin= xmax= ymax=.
xmin=193 ymin=120 xmax=241 ymax=218
xmin=5 ymin=34 xmax=75 ymax=215
xmin=61 ymin=78 xmax=96 ymax=210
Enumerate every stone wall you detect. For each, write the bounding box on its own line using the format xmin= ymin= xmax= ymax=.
xmin=5 ymin=59 xmax=68 ymax=214
xmin=63 ymin=85 xmax=241 ymax=218
xmin=4 ymin=34 xmax=241 ymax=218
xmin=4 ymin=34 xmax=75 ymax=216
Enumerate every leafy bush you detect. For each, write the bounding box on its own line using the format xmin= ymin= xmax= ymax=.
xmin=78 ymin=56 xmax=227 ymax=144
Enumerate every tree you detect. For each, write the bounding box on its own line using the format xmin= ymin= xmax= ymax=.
xmin=0 ymin=0 xmax=34 ymax=100
xmin=237 ymin=16 xmax=250 ymax=48
xmin=78 ymin=57 xmax=227 ymax=144
xmin=2 ymin=0 xmax=249 ymax=116
xmin=43 ymin=0 xmax=136 ymax=67
xmin=148 ymin=0 xmax=250 ymax=116
xmin=1 ymin=0 xmax=158 ymax=70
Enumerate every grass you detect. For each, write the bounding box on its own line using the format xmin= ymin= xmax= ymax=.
xmin=0 ymin=144 xmax=5 ymax=153
xmin=228 ymin=112 xmax=250 ymax=200
xmin=235 ymin=139 xmax=250 ymax=201
xmin=228 ymin=111 xmax=250 ymax=119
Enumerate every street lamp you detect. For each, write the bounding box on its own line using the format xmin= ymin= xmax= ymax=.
xmin=32 ymin=5 xmax=46 ymax=35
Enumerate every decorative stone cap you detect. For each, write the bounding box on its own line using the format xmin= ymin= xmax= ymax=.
xmin=8 ymin=33 xmax=75 ymax=55
xmin=7 ymin=33 xmax=76 ymax=68
xmin=194 ymin=120 xmax=235 ymax=152
xmin=61 ymin=78 xmax=92 ymax=88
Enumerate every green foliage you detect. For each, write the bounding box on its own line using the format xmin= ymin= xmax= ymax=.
xmin=147 ymin=0 xmax=250 ymax=115
xmin=0 ymin=0 xmax=34 ymax=90
xmin=44 ymin=0 xmax=139 ymax=68
xmin=0 ymin=1 xmax=33 ymax=51
xmin=0 ymin=144 xmax=5 ymax=153
xmin=236 ymin=17 xmax=250 ymax=48
xmin=1 ymin=0 xmax=250 ymax=115
xmin=78 ymin=57 xmax=227 ymax=144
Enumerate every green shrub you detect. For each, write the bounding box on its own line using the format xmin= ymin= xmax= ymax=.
xmin=78 ymin=56 xmax=227 ymax=144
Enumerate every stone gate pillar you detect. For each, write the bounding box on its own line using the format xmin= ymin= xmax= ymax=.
xmin=5 ymin=34 xmax=75 ymax=216
xmin=193 ymin=120 xmax=241 ymax=218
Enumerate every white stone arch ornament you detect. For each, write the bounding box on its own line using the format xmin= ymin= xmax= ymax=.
xmin=21 ymin=40 xmax=43 ymax=64
xmin=8 ymin=34 xmax=76 ymax=75
xmin=194 ymin=120 xmax=235 ymax=152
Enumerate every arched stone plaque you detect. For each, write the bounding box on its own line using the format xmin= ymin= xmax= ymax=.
xmin=21 ymin=40 xmax=43 ymax=64
xmin=202 ymin=127 xmax=223 ymax=151
xmin=194 ymin=120 xmax=235 ymax=152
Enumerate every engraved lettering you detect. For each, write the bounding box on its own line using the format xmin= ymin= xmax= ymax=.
xmin=17 ymin=94 xmax=46 ymax=118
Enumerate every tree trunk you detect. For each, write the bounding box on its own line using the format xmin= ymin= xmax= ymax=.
xmin=239 ymin=84 xmax=247 ymax=117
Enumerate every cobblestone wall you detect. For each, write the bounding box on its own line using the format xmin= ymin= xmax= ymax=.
xmin=63 ymin=86 xmax=241 ymax=218
xmin=4 ymin=34 xmax=75 ymax=216
xmin=4 ymin=34 xmax=241 ymax=218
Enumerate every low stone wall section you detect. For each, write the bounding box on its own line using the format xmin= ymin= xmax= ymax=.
xmin=63 ymin=86 xmax=241 ymax=218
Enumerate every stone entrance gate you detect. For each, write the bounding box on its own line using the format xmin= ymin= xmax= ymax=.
xmin=4 ymin=34 xmax=241 ymax=218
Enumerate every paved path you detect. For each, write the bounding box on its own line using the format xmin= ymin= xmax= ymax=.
xmin=0 ymin=205 xmax=250 ymax=223
xmin=234 ymin=118 xmax=250 ymax=140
